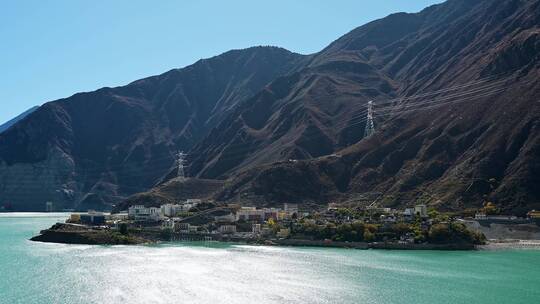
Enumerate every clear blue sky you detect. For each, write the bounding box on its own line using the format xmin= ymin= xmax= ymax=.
xmin=0 ymin=0 xmax=443 ymax=124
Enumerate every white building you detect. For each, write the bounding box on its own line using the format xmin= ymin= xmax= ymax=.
xmin=236 ymin=207 xmax=265 ymax=222
xmin=284 ymin=203 xmax=299 ymax=215
xmin=235 ymin=207 xmax=281 ymax=222
xmin=128 ymin=205 xmax=146 ymax=219
xmin=177 ymin=223 xmax=190 ymax=233
xmin=161 ymin=219 xmax=175 ymax=230
xmin=161 ymin=204 xmax=174 ymax=217
xmin=186 ymin=199 xmax=202 ymax=205
xmin=414 ymin=205 xmax=428 ymax=218
xmin=128 ymin=205 xmax=162 ymax=221
xmin=403 ymin=208 xmax=415 ymax=216
xmin=218 ymin=225 xmax=237 ymax=234
xmin=252 ymin=224 xmax=262 ymax=234
xmin=109 ymin=212 xmax=129 ymax=221
xmin=148 ymin=207 xmax=162 ymax=221
xmin=161 ymin=204 xmax=187 ymax=217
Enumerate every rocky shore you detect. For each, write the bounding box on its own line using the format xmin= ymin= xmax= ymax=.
xmin=31 ymin=223 xmax=479 ymax=250
xmin=478 ymin=239 xmax=540 ymax=250
xmin=30 ymin=223 xmax=149 ymax=245
xmin=271 ymin=239 xmax=475 ymax=250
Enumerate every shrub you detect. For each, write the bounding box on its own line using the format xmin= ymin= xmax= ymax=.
xmin=119 ymin=223 xmax=128 ymax=235
xmin=428 ymin=222 xmax=485 ymax=245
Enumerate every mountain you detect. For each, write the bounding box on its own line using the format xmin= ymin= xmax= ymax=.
xmin=187 ymin=0 xmax=540 ymax=214
xmin=0 ymin=47 xmax=305 ymax=211
xmin=0 ymin=106 xmax=39 ymax=133
xmin=2 ymin=0 xmax=540 ymax=214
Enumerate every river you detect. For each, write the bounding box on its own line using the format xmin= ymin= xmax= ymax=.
xmin=1 ymin=213 xmax=539 ymax=304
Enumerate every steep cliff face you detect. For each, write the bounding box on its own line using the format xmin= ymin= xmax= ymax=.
xmin=0 ymin=47 xmax=304 ymax=211
xmin=201 ymin=0 xmax=540 ymax=214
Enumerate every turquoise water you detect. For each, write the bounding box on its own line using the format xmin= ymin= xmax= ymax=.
xmin=1 ymin=213 xmax=540 ymax=304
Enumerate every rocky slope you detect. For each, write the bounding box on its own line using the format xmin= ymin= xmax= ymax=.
xmin=2 ymin=0 xmax=539 ymax=214
xmin=189 ymin=0 xmax=540 ymax=214
xmin=0 ymin=47 xmax=304 ymax=211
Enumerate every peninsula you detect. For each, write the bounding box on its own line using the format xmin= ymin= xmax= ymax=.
xmin=31 ymin=199 xmax=520 ymax=250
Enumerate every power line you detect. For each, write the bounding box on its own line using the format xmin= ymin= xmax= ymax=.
xmin=1 ymin=70 xmax=535 ymax=200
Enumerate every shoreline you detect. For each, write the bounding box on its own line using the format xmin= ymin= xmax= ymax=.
xmin=29 ymin=221 xmax=540 ymax=251
xmin=31 ymin=228 xmax=540 ymax=251
xmin=31 ymin=227 xmax=478 ymax=250
xmin=477 ymin=239 xmax=540 ymax=250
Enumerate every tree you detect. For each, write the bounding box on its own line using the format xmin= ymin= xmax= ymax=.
xmin=428 ymin=223 xmax=485 ymax=245
xmin=363 ymin=230 xmax=375 ymax=242
xmin=391 ymin=223 xmax=411 ymax=236
xmin=119 ymin=223 xmax=128 ymax=235
xmin=482 ymin=202 xmax=498 ymax=215
xmin=160 ymin=228 xmax=173 ymax=239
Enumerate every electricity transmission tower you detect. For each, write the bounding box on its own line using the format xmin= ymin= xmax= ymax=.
xmin=364 ymin=100 xmax=375 ymax=138
xmin=176 ymin=151 xmax=187 ymax=181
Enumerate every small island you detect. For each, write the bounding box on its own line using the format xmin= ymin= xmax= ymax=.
xmin=30 ymin=199 xmax=523 ymax=250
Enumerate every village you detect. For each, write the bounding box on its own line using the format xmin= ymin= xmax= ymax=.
xmin=58 ymin=199 xmax=540 ymax=248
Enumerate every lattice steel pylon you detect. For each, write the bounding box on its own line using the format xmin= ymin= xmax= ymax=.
xmin=364 ymin=100 xmax=375 ymax=138
xmin=176 ymin=151 xmax=187 ymax=181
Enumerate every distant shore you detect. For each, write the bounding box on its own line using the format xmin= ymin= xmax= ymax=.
xmin=478 ymin=239 xmax=540 ymax=250
xmin=268 ymin=239 xmax=475 ymax=250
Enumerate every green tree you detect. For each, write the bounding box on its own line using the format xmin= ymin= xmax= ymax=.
xmin=482 ymin=202 xmax=499 ymax=215
xmin=363 ymin=230 xmax=375 ymax=242
xmin=428 ymin=223 xmax=485 ymax=245
xmin=160 ymin=228 xmax=173 ymax=239
xmin=119 ymin=223 xmax=128 ymax=235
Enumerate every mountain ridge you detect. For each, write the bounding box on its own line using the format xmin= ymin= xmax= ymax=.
xmin=186 ymin=0 xmax=540 ymax=214
xmin=0 ymin=46 xmax=304 ymax=211
xmin=0 ymin=106 xmax=39 ymax=134
xmin=1 ymin=0 xmax=539 ymax=213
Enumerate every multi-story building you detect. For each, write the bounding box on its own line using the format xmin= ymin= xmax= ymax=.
xmin=160 ymin=204 xmax=188 ymax=217
xmin=177 ymin=223 xmax=190 ymax=233
xmin=161 ymin=219 xmax=175 ymax=230
xmin=252 ymin=224 xmax=262 ymax=234
xmin=236 ymin=207 xmax=265 ymax=222
xmin=109 ymin=212 xmax=129 ymax=221
xmin=284 ymin=203 xmax=299 ymax=215
xmin=263 ymin=208 xmax=280 ymax=221
xmin=128 ymin=205 xmax=162 ymax=221
xmin=80 ymin=210 xmax=106 ymax=225
xmin=403 ymin=208 xmax=415 ymax=216
xmin=235 ymin=207 xmax=283 ymax=222
xmin=218 ymin=225 xmax=237 ymax=234
xmin=414 ymin=205 xmax=428 ymax=218
xmin=186 ymin=199 xmax=202 ymax=205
